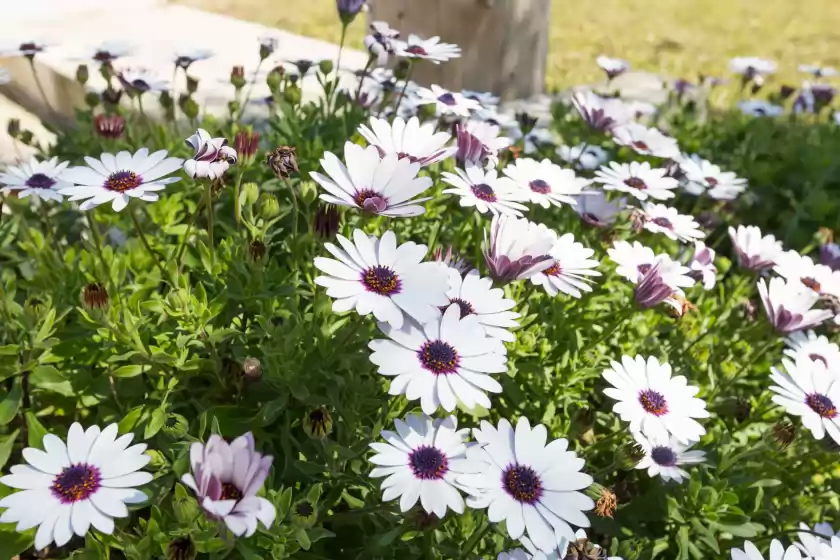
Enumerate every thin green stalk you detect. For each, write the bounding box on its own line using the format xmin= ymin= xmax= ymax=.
xmin=460 ymin=523 xmax=491 ymax=559
xmin=234 ymin=171 xmax=244 ymax=227
xmin=708 ymin=338 xmax=779 ymax=401
xmin=284 ymin=176 xmax=299 ymax=235
xmin=205 ymin=181 xmax=215 ymax=251
xmin=28 ymin=58 xmax=56 ymax=117
xmin=130 ymin=209 xmax=167 ymax=278
xmin=354 ymin=57 xmax=374 ymax=103
xmin=393 ymin=62 xmax=416 ymax=114
xmin=578 ymin=304 xmax=635 ymax=362
xmin=172 ymin=198 xmax=205 ymax=268
xmin=87 ymin=211 xmax=109 ymax=280
xmin=237 ymin=60 xmax=264 ymax=121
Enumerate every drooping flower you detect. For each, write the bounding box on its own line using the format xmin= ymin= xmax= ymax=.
xmin=369 ymin=414 xmax=471 ymax=517
xmin=758 ymin=277 xmax=834 ymax=334
xmin=796 ymin=522 xmax=840 ymax=557
xmin=311 ymin=142 xmax=433 ymax=217
xmin=483 ymin=214 xmax=556 ymax=283
xmin=573 ymin=191 xmax=626 ymax=228
xmin=770 ymin=356 xmax=840 ymax=445
xmin=633 ymin=262 xmax=684 ymax=310
xmin=687 ymin=241 xmax=717 ymax=290
xmin=639 ymin=203 xmax=705 ymax=243
xmin=729 ymin=225 xmax=784 ymax=271
xmin=336 ymin=0 xmax=367 ymax=22
xmin=395 ymin=35 xmax=461 ymax=63
xmin=570 ymin=91 xmax=628 ymax=132
xmin=502 ymin=158 xmax=590 ymax=209
xmin=0 ymin=423 xmax=152 ymax=551
xmin=442 ymin=166 xmax=528 ymax=216
xmin=784 ymin=331 xmax=840 ymax=374
xmin=369 ymin=304 xmax=506 ymax=414
xmin=594 ymin=161 xmax=678 ymax=201
xmin=557 ymin=144 xmax=609 ymax=170
xmin=2 ymin=39 xmax=48 ymax=58
xmin=608 ymin=241 xmax=695 ymax=304
xmin=266 ymin=146 xmax=299 ymax=179
xmin=799 ymin=64 xmax=838 ymax=78
xmin=0 ymin=157 xmax=71 ymax=202
xmin=181 ymin=432 xmax=276 ymax=537
xmin=611 ymin=123 xmax=680 ymax=159
xmin=444 ymin=269 xmax=520 ymax=343
xmin=498 ymin=530 xmax=623 ymax=560
xmin=597 ymin=55 xmax=630 ymax=79
xmin=117 ymin=67 xmax=170 ymax=94
xmin=602 ymin=355 xmax=709 ymax=444
xmin=416 ymin=85 xmax=480 ymax=117
xmin=632 ymin=431 xmax=706 ymax=483
xmin=731 ymin=539 xmax=805 ymax=560
xmin=531 ymin=234 xmax=601 ymax=298
xmin=184 ymin=129 xmax=238 ymax=180
xmin=455 ymin=120 xmax=511 ymax=168
xmin=458 ymin=417 xmax=595 ymax=551
xmin=738 ymin=100 xmax=784 ymax=118
xmin=358 ymin=116 xmax=455 ymax=167
xmin=59 ymin=148 xmax=183 ymax=212
xmin=314 ymin=229 xmax=449 ymax=329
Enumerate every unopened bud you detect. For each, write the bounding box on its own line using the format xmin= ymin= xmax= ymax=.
xmin=243 ymin=357 xmax=262 ymax=380
xmin=318 ymin=59 xmax=334 ymax=75
xmin=258 ymin=194 xmax=281 ymax=219
xmin=186 ymin=76 xmax=199 ymax=94
xmin=158 ymin=90 xmax=173 ymax=110
xmin=769 ymin=420 xmax=796 ymax=450
xmin=231 ymin=65 xmax=246 ymax=89
xmin=76 ymin=64 xmax=89 ymax=85
xmin=82 ymin=282 xmax=109 ymax=310
xmin=303 ymin=407 xmax=333 ymax=440
xmin=241 ymin=182 xmax=260 ymax=206
xmin=615 ymin=441 xmax=645 ymax=470
xmin=145 ymin=449 xmax=167 ymax=470
xmin=162 ymin=413 xmax=189 ymax=439
xmin=167 ymin=537 xmax=197 ymax=560
xmin=18 ymin=130 xmax=34 ymax=145
xmin=248 ymin=239 xmax=267 ymax=262
xmin=181 ymin=96 xmax=199 ymax=120
xmin=393 ymin=59 xmax=411 ymax=80
xmin=283 ymin=84 xmax=301 ymax=105
xmin=266 ymin=66 xmax=283 ymax=92
xmin=7 ymin=118 xmax=20 ymax=138
xmin=84 ymin=91 xmax=101 ymax=109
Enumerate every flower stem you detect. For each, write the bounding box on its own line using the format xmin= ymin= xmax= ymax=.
xmin=578 ymin=304 xmax=635 ymax=363
xmin=393 ymin=62 xmax=416 ymax=114
xmin=173 ymin=198 xmax=205 ymax=269
xmin=234 ymin=171 xmax=244 ymax=227
xmin=27 ymin=58 xmax=56 ymax=118
xmin=205 ymin=181 xmax=215 ymax=251
xmin=130 ymin=209 xmax=167 ymax=278
xmin=87 ymin=211 xmax=109 ymax=280
xmin=354 ymin=57 xmax=374 ymax=103
xmin=460 ymin=522 xmax=491 ymax=559
xmin=237 ymin=59 xmax=264 ymax=121
xmin=708 ymin=338 xmax=779 ymax=401
xmin=284 ymin=176 xmax=299 ymax=235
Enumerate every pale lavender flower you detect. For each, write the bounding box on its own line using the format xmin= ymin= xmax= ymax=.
xmin=184 ymin=129 xmax=238 ymax=180
xmin=687 ymin=242 xmax=717 ymax=290
xmin=758 ymin=277 xmax=834 ymax=334
xmin=482 ymin=214 xmax=555 ymax=283
xmin=820 ymin=242 xmax=840 ymax=271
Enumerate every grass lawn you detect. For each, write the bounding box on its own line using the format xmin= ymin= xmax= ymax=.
xmin=171 ymin=0 xmax=840 ymax=91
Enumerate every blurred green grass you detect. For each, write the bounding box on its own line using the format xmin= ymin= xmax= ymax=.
xmin=172 ymin=0 xmax=840 ymax=91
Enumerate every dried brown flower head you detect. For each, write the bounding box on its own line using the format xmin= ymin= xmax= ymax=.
xmin=82 ymin=282 xmax=109 ymax=309
xmin=594 ymin=488 xmax=617 ymax=518
xmin=266 ymin=146 xmax=299 ymax=179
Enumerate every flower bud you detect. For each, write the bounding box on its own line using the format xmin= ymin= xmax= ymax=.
xmin=318 ymin=59 xmax=334 ymax=75
xmin=231 ymin=65 xmax=246 ymax=89
xmin=313 ymin=204 xmax=340 ymax=239
xmin=249 ymin=239 xmax=267 ymax=262
xmin=186 ymin=75 xmax=199 ymax=94
xmin=303 ymin=407 xmax=333 ymax=440
xmin=283 ymin=83 xmax=302 ymax=105
xmin=241 ymin=182 xmax=260 ymax=206
xmin=102 ymin=87 xmax=122 ymax=109
xmin=158 ymin=90 xmax=173 ymax=110
xmin=393 ymin=59 xmax=411 ymax=80
xmin=266 ymin=146 xmax=299 ymax=179
xmin=167 ymin=537 xmax=197 ymax=560
xmin=293 ymin=59 xmax=314 ymax=76
xmin=7 ymin=118 xmax=20 ymax=139
xmin=299 ymin=180 xmax=318 ymax=205
xmin=99 ymin=62 xmax=113 ymax=82
xmin=162 ymin=413 xmax=189 ymax=439
xmin=228 ymin=100 xmax=241 ymax=117
xmin=243 ymin=357 xmax=262 ymax=380
xmin=179 ymin=96 xmax=199 ymax=120
xmin=258 ymin=194 xmax=281 ymax=219
xmin=145 ymin=449 xmax=168 ymax=470
xmin=234 ymin=130 xmax=260 ymax=163
xmin=411 ymin=509 xmax=439 ymax=530
xmin=266 ymin=66 xmax=284 ymax=92
xmin=82 ymin=282 xmax=109 ymax=310
xmin=769 ymin=419 xmax=796 ymax=450
xmin=76 ymin=64 xmax=89 ymax=85
xmin=615 ymin=441 xmax=645 ymax=470
xmin=83 ymin=92 xmax=100 ymax=109
xmin=18 ymin=130 xmax=34 ymax=145
xmin=94 ymin=113 xmax=125 ymax=139
xmin=291 ymin=499 xmax=317 ymax=527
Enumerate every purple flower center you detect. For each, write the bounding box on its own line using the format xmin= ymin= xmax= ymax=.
xmin=502 ymin=464 xmax=543 ymax=504
xmin=25 ymin=173 xmax=56 ymax=189
xmin=471 ymin=183 xmax=497 ymax=202
xmin=638 ymin=389 xmax=668 ymax=416
xmin=543 ymin=263 xmax=561 ymax=277
xmin=631 ymin=141 xmax=650 ymax=152
xmin=637 ymin=263 xmax=652 ymax=275
xmin=417 ymin=340 xmax=459 ymax=375
xmin=809 ymin=353 xmax=829 ymax=367
xmin=438 ymin=93 xmax=457 ymax=106
xmin=220 ymin=482 xmax=243 ymax=501
xmin=448 ymin=297 xmax=475 ymax=318
xmin=353 ymin=188 xmax=387 ymax=213
xmin=51 ymin=464 xmax=101 ymax=503
xmin=93 ymin=50 xmax=117 ymax=63
xmin=409 ymin=445 xmax=448 ymax=480
xmin=624 ymin=177 xmax=647 ymax=190
xmin=806 ymin=393 xmax=837 ymax=418
xmin=705 ymin=176 xmax=719 ymax=186
xmin=20 ymin=42 xmax=43 ymax=54
xmin=175 ymin=56 xmax=194 ymax=69
xmin=529 ymin=179 xmax=551 ymax=194
xmin=652 ymin=217 xmax=673 ymax=229
xmin=650 ymin=446 xmax=677 ymax=467
xmin=361 ymin=265 xmax=401 ymax=296
xmin=405 ymin=45 xmax=428 ymax=56
xmin=104 ymin=170 xmax=143 ymax=192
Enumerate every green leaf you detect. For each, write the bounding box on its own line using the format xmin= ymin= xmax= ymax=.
xmin=111 ymin=365 xmax=145 ymax=378
xmin=0 ymin=345 xmax=19 ymax=356
xmin=0 ymin=378 xmax=22 ymax=425
xmin=25 ymin=412 xmax=47 ymax=448
xmin=295 ymin=528 xmax=311 ymax=550
xmin=749 ymin=479 xmax=782 ymax=488
xmin=30 ymin=365 xmax=65 ymax=385
xmin=144 ymin=407 xmax=166 ymax=440
xmin=0 ymin=430 xmax=19 ymax=471
xmin=718 ymin=523 xmax=758 ymax=538
xmin=118 ymin=406 xmax=144 ymax=434
xmin=0 ymin=523 xmax=33 ymax=559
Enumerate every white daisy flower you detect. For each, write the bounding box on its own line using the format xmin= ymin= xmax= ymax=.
xmin=738 ymin=100 xmax=784 ymax=118
xmin=732 ymin=540 xmax=805 ymax=560
xmin=729 ymin=57 xmax=777 ymax=79
xmin=458 ymin=417 xmax=595 ymax=551
xmin=573 ymin=191 xmax=626 ymax=228
xmin=785 ymin=331 xmax=840 ymax=374
xmin=602 ymin=355 xmax=709 ymax=444
xmin=633 ymin=430 xmax=706 ymax=483
xmin=796 ymin=522 xmax=840 ymax=557
xmin=728 ymin=225 xmax=784 ymax=271
xmin=462 ymin=90 xmax=500 ymax=109
xmin=184 ymin=129 xmax=238 ymax=180
xmin=611 ymin=123 xmax=680 ymax=159
xmin=815 ymin=536 xmax=840 ymax=559
xmin=531 ymin=234 xmax=601 ymax=298
xmin=770 ymin=356 xmax=840 ymax=444
xmin=396 ymin=35 xmax=461 ymax=63
xmin=608 ymin=241 xmax=695 ymax=296
xmin=687 ymin=241 xmax=717 ymax=290
xmin=557 ymin=144 xmax=609 ymax=171
xmin=83 ymin=41 xmax=133 ymax=65
xmin=498 ymin=531 xmax=623 ymax=560
xmin=678 ymin=154 xmax=748 ymax=200
xmin=570 ymin=91 xmax=631 ymax=132
xmin=59 ymin=149 xmax=183 ymax=212
xmin=1 ymin=39 xmax=48 ymax=58
xmin=310 ymin=142 xmax=433 ymax=217
xmin=369 ymin=414 xmax=471 ymax=517
xmin=516 ymin=128 xmax=557 ymax=155
xmin=445 ymin=269 xmax=520 ymax=343
xmin=483 ymin=214 xmax=556 ymax=283
xmin=596 ymin=55 xmax=630 ymax=79
xmin=182 ymin=432 xmax=276 ymax=537
xmin=758 ymin=277 xmax=834 ymax=334
xmin=774 ymin=251 xmax=840 ymax=312
xmin=369 ymin=304 xmax=507 ymax=414
xmin=0 ymin=423 xmax=152 ymax=551
xmin=594 ymin=161 xmax=678 ymax=202
xmin=639 ymin=203 xmax=705 ymax=243
xmin=455 ymin=120 xmax=512 ymax=169
xmin=0 ymin=157 xmax=71 ymax=202
xmin=358 ymin=116 xmax=455 ymax=167
xmin=442 ymin=166 xmax=528 ymax=216
xmin=173 ymin=47 xmax=214 ymax=70
xmin=364 ymin=21 xmax=401 ymax=66
xmin=314 ymin=229 xmax=449 ymax=329
xmin=502 ymin=158 xmax=590 ymax=209
xmin=799 ymin=64 xmax=838 ymax=78
xmin=416 ymin=84 xmax=480 ymax=117
xmin=117 ymin=67 xmax=170 ymax=94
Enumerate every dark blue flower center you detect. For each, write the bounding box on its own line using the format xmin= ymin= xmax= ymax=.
xmin=529 ymin=179 xmax=551 ymax=194
xmin=638 ymin=389 xmax=668 ymax=416
xmin=51 ymin=464 xmax=101 ymax=503
xmin=361 ymin=265 xmax=401 ymax=296
xmin=25 ymin=173 xmax=56 ymax=189
xmin=809 ymin=353 xmax=828 ymax=367
xmin=418 ymin=340 xmax=459 ymax=375
xmin=409 ymin=445 xmax=448 ymax=480
xmin=447 ymin=298 xmax=475 ymax=318
xmin=471 ymin=183 xmax=497 ymax=202
xmin=503 ymin=464 xmax=543 ymax=504
xmin=650 ymin=446 xmax=677 ymax=466
xmin=220 ymin=482 xmax=242 ymax=501
xmin=104 ymin=170 xmax=142 ymax=192
xmin=652 ymin=217 xmax=673 ymax=229
xmin=93 ymin=50 xmax=117 ymax=63
xmin=438 ymin=93 xmax=457 ymax=106
xmin=806 ymin=393 xmax=837 ymax=418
